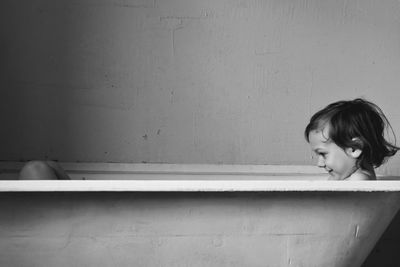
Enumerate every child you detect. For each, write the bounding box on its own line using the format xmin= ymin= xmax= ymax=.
xmin=305 ymin=98 xmax=399 ymax=180
xmin=19 ymin=160 xmax=70 ymax=180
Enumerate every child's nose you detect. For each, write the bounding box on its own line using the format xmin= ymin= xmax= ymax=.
xmin=317 ymin=156 xmax=325 ymax=168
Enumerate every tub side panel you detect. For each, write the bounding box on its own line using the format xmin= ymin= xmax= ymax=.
xmin=0 ymin=192 xmax=398 ymax=267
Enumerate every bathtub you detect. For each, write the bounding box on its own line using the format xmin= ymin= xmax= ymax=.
xmin=0 ymin=163 xmax=400 ymax=267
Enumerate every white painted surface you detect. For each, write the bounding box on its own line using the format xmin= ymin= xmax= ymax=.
xmin=2 ymin=180 xmax=400 ymax=192
xmin=1 ymin=185 xmax=399 ymax=266
xmin=1 ymin=163 xmax=399 ymax=266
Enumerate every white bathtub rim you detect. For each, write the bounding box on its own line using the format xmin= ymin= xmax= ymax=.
xmin=2 ymin=180 xmax=400 ymax=192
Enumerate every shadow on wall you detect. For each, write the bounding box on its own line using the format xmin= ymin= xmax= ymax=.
xmin=0 ymin=1 xmax=79 ymax=161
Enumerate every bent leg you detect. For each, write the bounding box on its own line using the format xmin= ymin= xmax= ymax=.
xmin=19 ymin=161 xmax=70 ymax=180
xmin=46 ymin=161 xmax=70 ymax=180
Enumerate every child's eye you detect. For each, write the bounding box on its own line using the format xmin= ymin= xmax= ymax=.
xmin=312 ymin=151 xmax=327 ymax=159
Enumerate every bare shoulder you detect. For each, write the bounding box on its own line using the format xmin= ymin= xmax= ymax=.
xmin=346 ymin=170 xmax=376 ymax=181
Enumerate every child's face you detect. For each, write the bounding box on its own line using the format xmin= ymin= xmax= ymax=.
xmin=308 ymin=126 xmax=358 ymax=180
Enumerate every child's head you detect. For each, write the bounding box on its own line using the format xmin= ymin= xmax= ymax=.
xmin=305 ymin=98 xmax=398 ymax=179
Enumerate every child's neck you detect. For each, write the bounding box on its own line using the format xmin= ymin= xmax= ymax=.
xmin=345 ymin=165 xmax=376 ymax=180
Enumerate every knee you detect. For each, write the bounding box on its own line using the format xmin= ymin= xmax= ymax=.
xmin=19 ymin=161 xmax=58 ymax=180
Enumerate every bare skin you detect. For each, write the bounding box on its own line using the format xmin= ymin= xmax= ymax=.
xmin=19 ymin=161 xmax=70 ymax=180
xmin=308 ymin=126 xmax=376 ymax=181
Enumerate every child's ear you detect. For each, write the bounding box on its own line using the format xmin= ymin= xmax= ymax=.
xmin=346 ymin=147 xmax=362 ymax=158
xmin=346 ymin=137 xmax=363 ymax=158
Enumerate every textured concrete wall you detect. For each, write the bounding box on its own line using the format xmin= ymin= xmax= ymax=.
xmin=1 ymin=0 xmax=400 ymax=174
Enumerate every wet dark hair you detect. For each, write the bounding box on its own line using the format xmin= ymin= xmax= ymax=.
xmin=305 ymin=98 xmax=399 ymax=169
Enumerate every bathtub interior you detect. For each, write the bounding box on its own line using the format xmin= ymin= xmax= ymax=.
xmin=0 ymin=162 xmax=398 ymax=181
xmin=0 ymin=162 xmax=326 ymax=180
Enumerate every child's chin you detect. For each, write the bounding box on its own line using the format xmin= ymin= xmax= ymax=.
xmin=328 ymin=172 xmax=341 ymax=180
xmin=330 ymin=173 xmax=351 ymax=180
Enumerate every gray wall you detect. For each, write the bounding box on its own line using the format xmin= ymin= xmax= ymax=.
xmin=1 ymin=0 xmax=400 ymax=174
